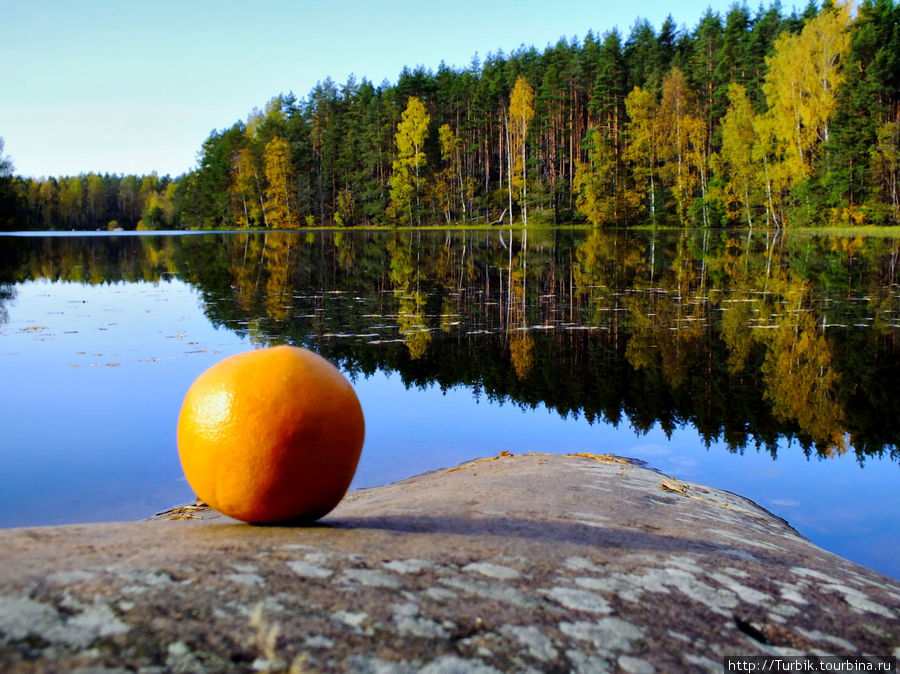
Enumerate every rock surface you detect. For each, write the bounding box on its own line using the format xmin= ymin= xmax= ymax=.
xmin=0 ymin=453 xmax=898 ymax=673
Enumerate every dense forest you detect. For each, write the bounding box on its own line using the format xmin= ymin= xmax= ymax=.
xmin=1 ymin=0 xmax=898 ymax=231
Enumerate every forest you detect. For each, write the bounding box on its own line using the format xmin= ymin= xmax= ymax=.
xmin=1 ymin=0 xmax=898 ymax=231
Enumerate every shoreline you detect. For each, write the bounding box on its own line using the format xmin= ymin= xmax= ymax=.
xmin=1 ymin=453 xmax=898 ymax=672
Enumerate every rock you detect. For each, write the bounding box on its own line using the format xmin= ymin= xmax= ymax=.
xmin=0 ymin=453 xmax=897 ymax=672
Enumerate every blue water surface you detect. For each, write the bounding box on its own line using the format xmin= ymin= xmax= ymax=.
xmin=1 ymin=277 xmax=897 ymax=580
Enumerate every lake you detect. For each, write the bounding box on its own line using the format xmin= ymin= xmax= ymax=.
xmin=1 ymin=228 xmax=898 ymax=580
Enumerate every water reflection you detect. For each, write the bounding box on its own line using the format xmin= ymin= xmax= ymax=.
xmin=2 ymin=229 xmax=899 ymax=462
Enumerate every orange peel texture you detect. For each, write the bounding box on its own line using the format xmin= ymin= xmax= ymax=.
xmin=177 ymin=345 xmax=364 ymax=523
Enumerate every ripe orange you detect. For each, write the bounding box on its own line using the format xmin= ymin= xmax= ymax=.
xmin=177 ymin=345 xmax=364 ymax=523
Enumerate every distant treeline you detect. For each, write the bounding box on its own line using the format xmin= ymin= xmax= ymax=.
xmin=1 ymin=0 xmax=898 ymax=231
xmin=0 ymin=169 xmax=178 ymax=231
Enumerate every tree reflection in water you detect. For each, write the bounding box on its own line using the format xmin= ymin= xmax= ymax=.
xmin=2 ymin=228 xmax=899 ymax=462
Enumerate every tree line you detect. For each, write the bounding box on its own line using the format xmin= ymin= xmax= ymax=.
xmin=1 ymin=0 xmax=898 ymax=231
xmin=0 ymin=167 xmax=179 ymax=231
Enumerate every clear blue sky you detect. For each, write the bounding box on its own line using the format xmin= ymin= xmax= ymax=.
xmin=2 ymin=0 xmax=795 ymax=179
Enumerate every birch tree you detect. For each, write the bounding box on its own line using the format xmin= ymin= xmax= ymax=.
xmin=624 ymin=86 xmax=660 ymax=222
xmin=389 ymin=96 xmax=430 ymax=225
xmin=508 ymin=76 xmax=535 ymax=225
xmin=762 ymin=4 xmax=852 ymax=185
xmin=574 ymin=127 xmax=637 ymax=225
xmin=714 ymin=83 xmax=760 ymax=228
xmin=658 ymin=68 xmax=708 ymax=224
xmin=263 ymin=136 xmax=299 ymax=229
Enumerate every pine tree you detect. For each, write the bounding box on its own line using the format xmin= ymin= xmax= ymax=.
xmin=826 ymin=0 xmax=900 ymax=219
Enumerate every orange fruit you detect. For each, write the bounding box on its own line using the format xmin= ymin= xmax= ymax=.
xmin=177 ymin=345 xmax=364 ymax=523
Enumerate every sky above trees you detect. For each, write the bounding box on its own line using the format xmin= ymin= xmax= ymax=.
xmin=4 ymin=0 xmax=762 ymax=178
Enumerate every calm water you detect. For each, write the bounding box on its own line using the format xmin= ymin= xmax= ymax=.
xmin=1 ymin=229 xmax=898 ymax=579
